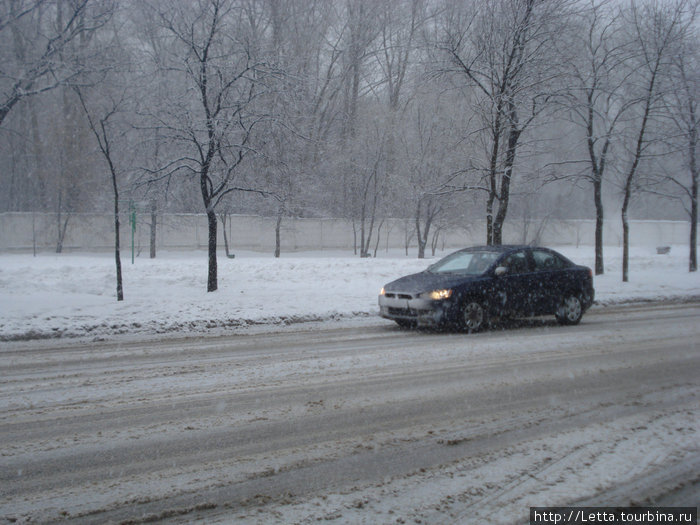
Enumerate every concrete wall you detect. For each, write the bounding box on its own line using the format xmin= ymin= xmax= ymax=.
xmin=0 ymin=211 xmax=692 ymax=253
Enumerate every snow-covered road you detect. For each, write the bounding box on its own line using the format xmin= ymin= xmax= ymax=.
xmin=1 ymin=302 xmax=698 ymax=524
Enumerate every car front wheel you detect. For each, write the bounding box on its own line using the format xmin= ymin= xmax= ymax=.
xmin=556 ymin=294 xmax=583 ymax=325
xmin=461 ymin=300 xmax=487 ymax=333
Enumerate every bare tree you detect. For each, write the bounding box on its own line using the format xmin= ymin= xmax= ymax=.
xmin=439 ymin=0 xmax=565 ymax=245
xmin=559 ymin=0 xmax=635 ymax=275
xmin=357 ymin=133 xmax=384 ymax=257
xmin=398 ymin=95 xmax=464 ymax=258
xmin=619 ymin=0 xmax=688 ymax=282
xmin=663 ymin=21 xmax=698 ymax=271
xmin=256 ymin=127 xmax=306 ymax=259
xmin=69 ymin=1 xmax=133 ymax=300
xmin=75 ymin=87 xmax=127 ymax=300
xmin=370 ymin=0 xmax=425 ymax=256
xmin=341 ymin=0 xmax=380 ymax=139
xmin=335 ymin=0 xmax=384 ymax=254
xmin=259 ymin=0 xmax=331 ymax=257
xmin=152 ymin=0 xmax=267 ymax=291
xmin=1 ymin=0 xmax=112 ymax=249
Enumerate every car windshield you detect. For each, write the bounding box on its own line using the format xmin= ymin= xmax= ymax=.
xmin=427 ymin=250 xmax=501 ymax=275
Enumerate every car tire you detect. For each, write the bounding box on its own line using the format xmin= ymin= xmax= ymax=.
xmin=395 ymin=319 xmax=416 ymax=329
xmin=556 ymin=294 xmax=583 ymax=325
xmin=461 ymin=300 xmax=487 ymax=333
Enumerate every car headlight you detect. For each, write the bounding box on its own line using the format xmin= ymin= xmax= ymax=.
xmin=379 ymin=287 xmax=385 ymax=296
xmin=422 ymin=289 xmax=453 ymax=300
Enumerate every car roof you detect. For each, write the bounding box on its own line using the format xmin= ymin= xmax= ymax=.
xmin=460 ymin=245 xmax=531 ymax=253
xmin=457 ymin=245 xmax=575 ymax=265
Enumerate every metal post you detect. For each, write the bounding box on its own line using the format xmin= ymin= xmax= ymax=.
xmin=130 ymin=200 xmax=136 ymax=264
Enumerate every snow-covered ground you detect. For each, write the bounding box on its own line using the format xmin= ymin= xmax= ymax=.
xmin=1 ymin=245 xmax=699 ymax=341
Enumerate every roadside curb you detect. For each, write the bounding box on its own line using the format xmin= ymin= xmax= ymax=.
xmin=2 ymin=297 xmax=699 ymax=343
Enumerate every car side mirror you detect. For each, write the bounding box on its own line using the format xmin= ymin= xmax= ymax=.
xmin=494 ymin=266 xmax=507 ymax=277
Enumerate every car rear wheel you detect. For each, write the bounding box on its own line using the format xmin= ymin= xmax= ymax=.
xmin=461 ymin=300 xmax=486 ymax=333
xmin=556 ymin=294 xmax=583 ymax=325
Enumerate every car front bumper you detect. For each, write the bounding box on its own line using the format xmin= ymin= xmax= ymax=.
xmin=378 ymin=294 xmax=452 ymax=326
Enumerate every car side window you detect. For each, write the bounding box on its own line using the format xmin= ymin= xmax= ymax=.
xmin=532 ymin=249 xmax=567 ymax=271
xmin=501 ymin=250 xmax=530 ymax=274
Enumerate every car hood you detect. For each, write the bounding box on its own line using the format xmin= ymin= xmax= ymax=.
xmin=384 ymin=271 xmax=484 ymax=295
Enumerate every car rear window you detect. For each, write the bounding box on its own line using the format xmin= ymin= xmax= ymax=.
xmin=532 ymin=249 xmax=569 ymax=270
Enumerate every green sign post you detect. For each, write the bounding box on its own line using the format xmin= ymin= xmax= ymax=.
xmin=119 ymin=200 xmax=154 ymax=263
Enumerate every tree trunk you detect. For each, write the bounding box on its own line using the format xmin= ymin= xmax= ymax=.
xmin=431 ymin=228 xmax=440 ymax=256
xmin=105 ymin=127 xmax=123 ymax=301
xmin=56 ymin=206 xmax=69 ymax=254
xmin=485 ymin=200 xmax=495 ymax=246
xmin=373 ymin=220 xmax=384 ymax=258
xmin=206 ymin=210 xmax=218 ymax=292
xmin=219 ymin=213 xmax=235 ymax=259
xmin=594 ymin=177 xmax=604 ymax=275
xmin=32 ymin=211 xmax=37 ymax=257
xmin=492 ymin=107 xmax=521 ymax=246
xmin=404 ymin=221 xmax=412 ymax=256
xmin=362 ymin=212 xmax=376 ymax=258
xmin=113 ymin=189 xmax=123 ymax=301
xmin=690 ymin=175 xmax=697 ymax=272
xmin=492 ymin=202 xmax=505 ymax=245
xmin=415 ymin=200 xmax=433 ymax=259
xmin=416 ymin=202 xmax=425 ymax=259
xmin=492 ymin=217 xmax=503 ymax=246
xmin=275 ymin=212 xmax=282 ymax=258
xmin=352 ymin=220 xmax=358 ymax=255
xmin=360 ymin=214 xmax=367 ymax=257
xmin=150 ymin=200 xmax=157 ymax=259
xmin=621 ymin=208 xmax=629 ymax=283
xmin=359 ymin=167 xmax=378 ymax=257
xmin=485 ymin=111 xmax=502 ymax=246
xmin=107 ymin=133 xmax=123 ymax=301
xmin=689 ymin=119 xmax=698 ymax=272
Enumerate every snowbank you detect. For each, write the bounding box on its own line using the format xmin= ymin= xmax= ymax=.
xmin=1 ymin=245 xmax=699 ymax=341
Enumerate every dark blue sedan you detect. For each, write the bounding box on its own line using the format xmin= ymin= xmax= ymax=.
xmin=378 ymin=245 xmax=594 ymax=332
